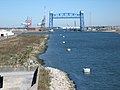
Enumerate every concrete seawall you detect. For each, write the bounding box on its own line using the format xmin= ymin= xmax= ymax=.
xmin=0 ymin=66 xmax=39 ymax=90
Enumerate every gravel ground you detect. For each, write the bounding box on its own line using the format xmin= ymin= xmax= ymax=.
xmin=45 ymin=67 xmax=75 ymax=90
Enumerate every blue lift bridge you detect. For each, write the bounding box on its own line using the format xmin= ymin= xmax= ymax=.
xmin=49 ymin=10 xmax=84 ymax=31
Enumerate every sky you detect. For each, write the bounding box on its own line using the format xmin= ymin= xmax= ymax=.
xmin=0 ymin=0 xmax=120 ymax=27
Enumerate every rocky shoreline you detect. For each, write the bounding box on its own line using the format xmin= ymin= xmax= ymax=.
xmin=45 ymin=67 xmax=75 ymax=90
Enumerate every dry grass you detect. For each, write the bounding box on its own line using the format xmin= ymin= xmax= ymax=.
xmin=38 ymin=68 xmax=50 ymax=90
xmin=0 ymin=34 xmax=48 ymax=66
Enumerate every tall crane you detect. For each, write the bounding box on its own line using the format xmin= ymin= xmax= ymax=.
xmin=37 ymin=6 xmax=46 ymax=29
xmin=21 ymin=17 xmax=32 ymax=28
xmin=37 ymin=16 xmax=46 ymax=28
xmin=41 ymin=16 xmax=46 ymax=28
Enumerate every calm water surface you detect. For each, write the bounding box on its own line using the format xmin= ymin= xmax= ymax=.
xmin=40 ymin=30 xmax=120 ymax=90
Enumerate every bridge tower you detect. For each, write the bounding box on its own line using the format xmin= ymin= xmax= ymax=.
xmin=49 ymin=11 xmax=53 ymax=29
xmin=80 ymin=11 xmax=84 ymax=31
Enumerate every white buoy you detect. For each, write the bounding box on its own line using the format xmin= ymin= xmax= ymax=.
xmin=62 ymin=41 xmax=66 ymax=44
xmin=63 ymin=36 xmax=65 ymax=38
xmin=67 ymin=48 xmax=71 ymax=52
xmin=83 ymin=68 xmax=90 ymax=74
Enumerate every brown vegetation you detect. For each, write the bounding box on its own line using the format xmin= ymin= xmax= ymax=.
xmin=38 ymin=68 xmax=50 ymax=90
xmin=0 ymin=34 xmax=51 ymax=89
xmin=0 ymin=34 xmax=47 ymax=66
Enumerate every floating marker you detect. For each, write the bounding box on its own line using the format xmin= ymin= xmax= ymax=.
xmin=67 ymin=48 xmax=71 ymax=52
xmin=83 ymin=68 xmax=90 ymax=74
xmin=63 ymin=36 xmax=65 ymax=38
xmin=62 ymin=41 xmax=66 ymax=44
xmin=60 ymin=34 xmax=62 ymax=36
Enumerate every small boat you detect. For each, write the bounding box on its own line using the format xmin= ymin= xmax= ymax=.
xmin=83 ymin=68 xmax=90 ymax=74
